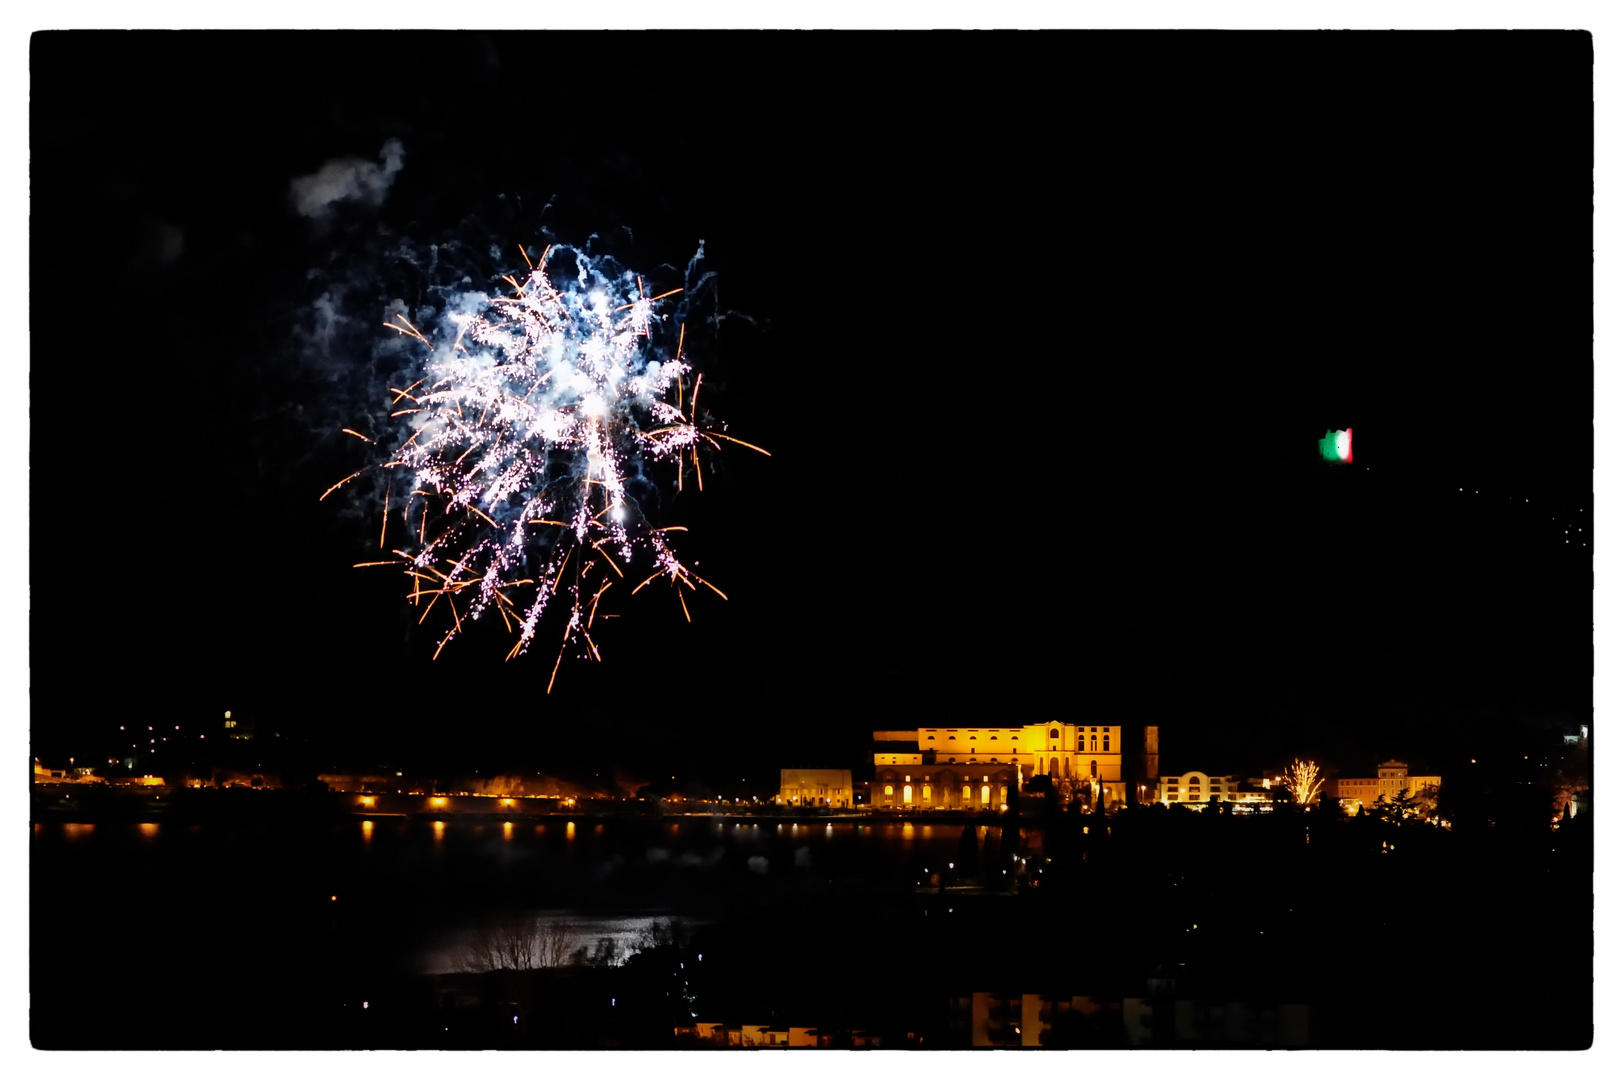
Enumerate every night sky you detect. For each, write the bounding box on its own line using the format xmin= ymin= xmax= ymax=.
xmin=29 ymin=31 xmax=1592 ymax=784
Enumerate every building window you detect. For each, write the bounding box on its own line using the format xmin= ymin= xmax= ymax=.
xmin=922 ymin=784 xmax=932 ymax=802
xmin=927 ymin=736 xmax=935 ymax=740
xmin=970 ymin=736 xmax=977 ymax=740
xmin=1103 ymin=735 xmax=1110 ymax=752
xmin=1049 ymin=728 xmax=1060 ymax=740
xmin=1091 ymin=760 xmax=1098 ymax=778
xmin=962 ymin=785 xmax=971 ymax=803
xmin=981 ymin=785 xmax=991 ymax=805
xmin=883 ymin=785 xmax=894 ymax=796
xmin=903 ymin=785 xmax=912 ymax=805
xmin=1090 ymin=735 xmax=1098 ymax=751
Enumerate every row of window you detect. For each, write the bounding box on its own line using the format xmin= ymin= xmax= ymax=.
xmin=926 ymin=735 xmax=1109 ymax=744
xmin=919 ymin=727 xmax=1115 ymax=734
xmin=881 ymin=783 xmax=1003 ymax=806
xmin=919 ymin=737 xmax=1112 ymax=754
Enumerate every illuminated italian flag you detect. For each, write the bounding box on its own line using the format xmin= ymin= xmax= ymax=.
xmin=1318 ymin=427 xmax=1353 ymax=464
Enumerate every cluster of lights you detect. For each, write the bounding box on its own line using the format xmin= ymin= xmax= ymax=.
xmin=1315 ymin=429 xmax=1587 ymax=550
xmin=1454 ymin=485 xmax=1588 ymax=548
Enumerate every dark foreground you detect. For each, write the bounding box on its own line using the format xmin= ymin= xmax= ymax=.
xmin=31 ymin=796 xmax=1591 ymax=1049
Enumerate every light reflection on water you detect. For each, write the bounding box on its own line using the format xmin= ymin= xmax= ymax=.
xmin=417 ymin=911 xmax=687 ymax=975
xmin=40 ymin=817 xmax=1006 ymax=852
xmin=39 ymin=814 xmax=1009 ymax=980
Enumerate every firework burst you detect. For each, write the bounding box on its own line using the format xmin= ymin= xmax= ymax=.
xmin=1283 ymin=758 xmax=1325 ymax=806
xmin=326 ymin=243 xmax=765 ymax=689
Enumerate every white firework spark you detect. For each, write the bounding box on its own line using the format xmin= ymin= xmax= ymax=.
xmin=331 ymin=243 xmax=766 ymax=689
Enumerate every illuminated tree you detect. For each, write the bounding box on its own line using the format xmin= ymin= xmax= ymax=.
xmin=1375 ymin=787 xmax=1429 ymax=824
xmin=1283 ymin=759 xmax=1325 ymax=806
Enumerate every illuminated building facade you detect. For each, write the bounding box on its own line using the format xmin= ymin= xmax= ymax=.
xmin=776 ymin=769 xmax=854 ymax=808
xmin=870 ymin=725 xmax=1125 ymax=810
xmin=1154 ymin=772 xmax=1272 ymax=810
xmin=223 ymin=709 xmax=253 ymax=741
xmin=1322 ymin=759 xmax=1441 ymax=812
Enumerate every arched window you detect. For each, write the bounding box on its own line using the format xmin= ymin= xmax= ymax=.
xmin=1049 ymin=728 xmax=1060 ymax=740
xmin=922 ymin=784 xmax=932 ymax=802
xmin=969 ymin=735 xmax=977 ymax=740
xmin=990 ymin=735 xmax=998 ymax=740
xmin=1049 ymin=757 xmax=1060 ymax=776
xmin=981 ymin=785 xmax=991 ymax=805
xmin=883 ymin=784 xmax=894 ymax=796
xmin=1090 ymin=760 xmax=1098 ymax=778
xmin=902 ymin=784 xmax=913 ymax=805
xmin=1090 ymin=735 xmax=1098 ymax=751
xmin=927 ymin=735 xmax=935 ymax=740
xmin=962 ymin=785 xmax=971 ymax=803
xmin=1103 ymin=734 xmax=1110 ymax=752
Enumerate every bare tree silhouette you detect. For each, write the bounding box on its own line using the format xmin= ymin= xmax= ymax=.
xmin=459 ymin=911 xmax=577 ymax=972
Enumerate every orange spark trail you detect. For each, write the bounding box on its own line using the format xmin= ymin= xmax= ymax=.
xmin=707 ymin=432 xmax=772 ymax=456
xmin=320 ymin=470 xmax=365 ymax=501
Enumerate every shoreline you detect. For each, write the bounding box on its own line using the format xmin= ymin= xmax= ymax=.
xmin=30 ymin=784 xmax=1020 ymax=825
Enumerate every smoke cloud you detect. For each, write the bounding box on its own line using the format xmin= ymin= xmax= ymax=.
xmin=290 ymin=138 xmax=406 ymax=220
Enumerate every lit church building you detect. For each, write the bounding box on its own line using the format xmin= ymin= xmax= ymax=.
xmin=871 ymin=725 xmax=1125 ymax=810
